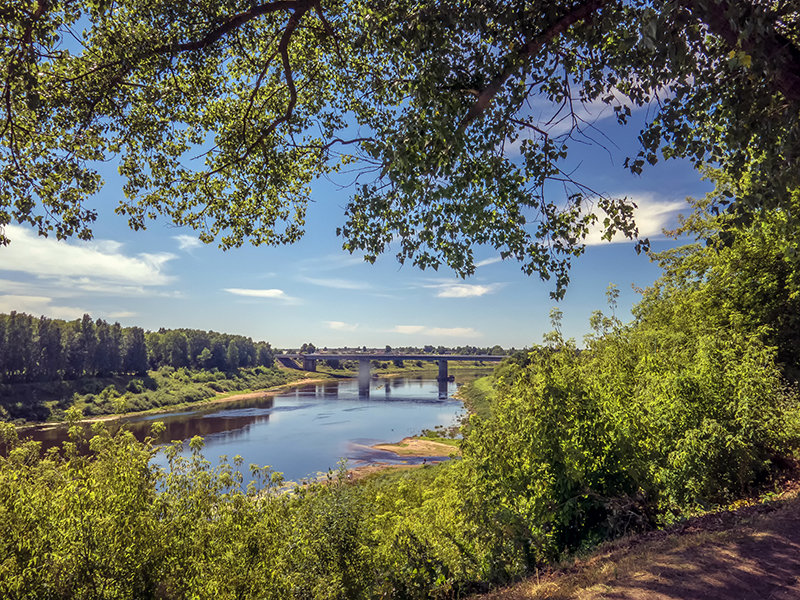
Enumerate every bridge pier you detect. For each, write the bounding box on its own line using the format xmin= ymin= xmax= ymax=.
xmin=358 ymin=358 xmax=371 ymax=397
xmin=302 ymin=357 xmax=317 ymax=372
xmin=437 ymin=359 xmax=448 ymax=381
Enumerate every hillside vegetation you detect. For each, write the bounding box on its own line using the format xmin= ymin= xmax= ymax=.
xmin=2 ymin=366 xmax=307 ymax=425
xmin=2 ymin=177 xmax=800 ymax=598
xmin=0 ymin=316 xmax=279 ymax=423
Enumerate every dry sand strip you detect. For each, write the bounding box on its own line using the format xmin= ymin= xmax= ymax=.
xmin=372 ymin=437 xmax=461 ymax=457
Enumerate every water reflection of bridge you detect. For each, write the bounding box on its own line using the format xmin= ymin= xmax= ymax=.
xmin=278 ymin=353 xmax=504 ymax=397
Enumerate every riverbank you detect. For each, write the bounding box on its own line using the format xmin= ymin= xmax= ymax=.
xmin=372 ymin=436 xmax=460 ymax=457
xmin=10 ymin=363 xmax=496 ymax=429
xmin=456 ymin=374 xmax=496 ymax=419
xmin=19 ymin=372 xmax=336 ymax=432
xmin=21 ymin=368 xmax=486 ymax=488
xmin=353 ymin=373 xmax=492 ymax=469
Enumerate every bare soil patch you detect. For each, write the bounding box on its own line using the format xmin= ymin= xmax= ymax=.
xmin=346 ymin=463 xmax=420 ymax=482
xmin=474 ymin=483 xmax=800 ymax=600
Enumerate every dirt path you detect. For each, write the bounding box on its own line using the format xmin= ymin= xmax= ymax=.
xmin=475 ymin=485 xmax=800 ymax=600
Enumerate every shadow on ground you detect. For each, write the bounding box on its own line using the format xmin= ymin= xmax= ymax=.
xmin=476 ymin=488 xmax=800 ymax=600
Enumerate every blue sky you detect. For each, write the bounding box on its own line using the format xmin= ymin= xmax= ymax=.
xmin=0 ymin=100 xmax=711 ymax=349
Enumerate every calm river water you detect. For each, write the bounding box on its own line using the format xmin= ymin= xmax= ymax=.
xmin=26 ymin=372 xmax=488 ymax=483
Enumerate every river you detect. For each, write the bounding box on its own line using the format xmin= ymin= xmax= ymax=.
xmin=25 ymin=371 xmax=488 ymax=483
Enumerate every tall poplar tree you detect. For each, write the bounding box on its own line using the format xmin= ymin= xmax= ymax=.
xmin=77 ymin=315 xmax=97 ymax=377
xmin=36 ymin=316 xmax=63 ymax=380
xmin=123 ymin=327 xmax=149 ymax=375
xmin=5 ymin=312 xmax=34 ymax=382
xmin=226 ymin=341 xmax=240 ymax=372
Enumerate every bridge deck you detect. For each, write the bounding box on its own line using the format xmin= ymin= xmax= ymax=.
xmin=280 ymin=353 xmax=505 ymax=361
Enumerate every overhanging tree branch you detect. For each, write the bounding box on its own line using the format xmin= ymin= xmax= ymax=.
xmin=161 ymin=0 xmax=317 ymax=54
xmin=461 ymin=0 xmax=606 ymax=128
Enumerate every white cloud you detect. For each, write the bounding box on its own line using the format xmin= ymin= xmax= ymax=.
xmin=224 ymin=288 xmax=299 ymax=304
xmin=434 ymin=283 xmax=501 ymax=298
xmin=299 ymin=276 xmax=370 ymax=290
xmin=475 ymin=256 xmax=502 ymax=268
xmin=391 ymin=325 xmax=481 ymax=338
xmin=392 ymin=325 xmax=426 ymax=335
xmin=0 ymin=225 xmax=176 ymax=287
xmin=325 ymin=320 xmax=359 ymax=331
xmin=0 ymin=295 xmax=88 ymax=320
xmin=0 ymin=277 xmax=181 ymax=300
xmin=584 ymin=195 xmax=686 ymax=246
xmin=173 ymin=234 xmax=203 ymax=251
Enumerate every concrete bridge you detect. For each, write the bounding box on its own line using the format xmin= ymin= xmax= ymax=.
xmin=278 ymin=353 xmax=505 ymax=396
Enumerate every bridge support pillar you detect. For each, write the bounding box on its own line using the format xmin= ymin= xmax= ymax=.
xmin=302 ymin=357 xmax=317 ymax=372
xmin=358 ymin=358 xmax=371 ymax=397
xmin=437 ymin=359 xmax=448 ymax=381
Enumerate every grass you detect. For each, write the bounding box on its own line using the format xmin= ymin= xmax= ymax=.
xmin=416 ymin=436 xmax=461 ymax=447
xmin=457 ymin=374 xmax=496 ymax=419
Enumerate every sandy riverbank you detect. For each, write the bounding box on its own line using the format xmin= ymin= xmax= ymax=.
xmin=371 ymin=436 xmax=460 ymax=457
xmin=336 ymin=437 xmax=460 ymax=481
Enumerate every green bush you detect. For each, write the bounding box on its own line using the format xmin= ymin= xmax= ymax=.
xmin=192 ymin=371 xmax=218 ymax=383
xmin=126 ymin=379 xmax=145 ymax=393
xmin=460 ymin=310 xmax=800 ymax=565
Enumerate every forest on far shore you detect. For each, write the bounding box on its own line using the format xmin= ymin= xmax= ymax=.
xmin=0 ymin=313 xmax=277 ymax=384
xmin=0 ymin=315 xmax=281 ymax=423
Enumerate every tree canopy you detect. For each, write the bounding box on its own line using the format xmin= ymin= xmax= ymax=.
xmin=2 ymin=0 xmax=799 ymax=294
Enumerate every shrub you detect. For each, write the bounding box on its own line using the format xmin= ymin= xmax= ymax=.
xmin=127 ymin=379 xmax=145 ymax=394
xmin=461 ymin=321 xmax=800 ymax=564
xmin=179 ymin=388 xmax=213 ymax=403
xmin=99 ymin=385 xmax=120 ymax=401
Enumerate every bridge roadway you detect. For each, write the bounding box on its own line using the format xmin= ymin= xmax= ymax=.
xmin=278 ymin=353 xmax=504 ymax=396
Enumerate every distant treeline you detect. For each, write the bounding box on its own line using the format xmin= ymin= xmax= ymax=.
xmin=293 ymin=342 xmax=511 ymax=355
xmin=0 ymin=312 xmax=274 ymax=384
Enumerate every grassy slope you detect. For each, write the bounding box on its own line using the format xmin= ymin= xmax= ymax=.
xmin=1 ymin=366 xmax=311 ymax=424
xmin=457 ymin=374 xmax=496 ymax=419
